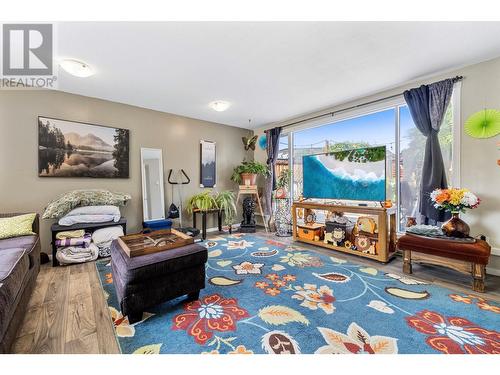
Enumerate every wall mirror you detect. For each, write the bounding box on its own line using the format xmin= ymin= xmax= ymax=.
xmin=140 ymin=148 xmax=166 ymax=222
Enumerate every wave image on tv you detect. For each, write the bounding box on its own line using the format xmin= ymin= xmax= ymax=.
xmin=302 ymin=146 xmax=386 ymax=201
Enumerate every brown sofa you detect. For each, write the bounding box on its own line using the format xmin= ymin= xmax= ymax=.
xmin=0 ymin=213 xmax=41 ymax=353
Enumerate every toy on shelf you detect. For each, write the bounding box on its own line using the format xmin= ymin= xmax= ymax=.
xmin=297 ymin=223 xmax=325 ymax=241
xmin=324 ymin=212 xmax=353 ymax=247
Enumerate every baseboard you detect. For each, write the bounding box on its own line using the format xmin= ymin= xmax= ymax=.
xmin=486 ymin=264 xmax=500 ymax=276
xmin=205 ymin=223 xmax=241 ymax=233
xmin=486 ymin=247 xmax=500 ymax=276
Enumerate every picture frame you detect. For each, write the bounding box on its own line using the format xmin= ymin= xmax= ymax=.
xmin=38 ymin=116 xmax=129 ymax=178
xmin=200 ymin=140 xmax=216 ymax=188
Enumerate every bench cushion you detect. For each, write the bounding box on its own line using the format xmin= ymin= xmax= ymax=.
xmin=111 ymin=239 xmax=207 ymax=285
xmin=398 ymin=234 xmax=491 ymax=264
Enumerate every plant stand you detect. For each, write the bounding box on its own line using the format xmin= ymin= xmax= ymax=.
xmin=192 ymin=208 xmax=222 ymax=240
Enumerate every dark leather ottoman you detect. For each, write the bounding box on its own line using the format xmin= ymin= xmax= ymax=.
xmin=111 ymin=239 xmax=207 ymax=323
xmin=397 ymin=234 xmax=491 ymax=292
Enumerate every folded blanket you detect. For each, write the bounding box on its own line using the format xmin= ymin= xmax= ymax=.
xmin=92 ymin=226 xmax=124 ymax=245
xmin=97 ymin=243 xmax=112 ymax=258
xmin=56 ymin=243 xmax=98 ymax=265
xmin=55 ymin=233 xmax=91 ymax=248
xmin=91 ymin=226 xmax=124 ymax=258
xmin=55 ymin=229 xmax=85 ymax=240
xmin=58 ymin=214 xmax=119 ymax=226
xmin=64 ymin=205 xmax=121 ymax=217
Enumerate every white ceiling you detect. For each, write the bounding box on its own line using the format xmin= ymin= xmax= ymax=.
xmin=55 ymin=22 xmax=500 ymax=129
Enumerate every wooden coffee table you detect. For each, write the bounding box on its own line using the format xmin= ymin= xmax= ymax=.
xmin=117 ymin=229 xmax=194 ymax=258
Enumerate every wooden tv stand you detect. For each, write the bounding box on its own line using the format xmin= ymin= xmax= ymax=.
xmin=292 ymin=201 xmax=396 ymax=263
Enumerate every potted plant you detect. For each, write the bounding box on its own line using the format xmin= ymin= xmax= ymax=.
xmin=230 ymin=161 xmax=269 ymax=185
xmin=430 ymin=187 xmax=480 ymax=237
xmin=186 ymin=190 xmax=218 ymax=213
xmin=275 ymin=169 xmax=291 ymax=199
xmin=215 ymin=190 xmax=237 ymax=233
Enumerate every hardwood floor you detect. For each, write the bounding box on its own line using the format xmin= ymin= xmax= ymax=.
xmin=11 ymin=230 xmax=499 ymax=354
xmin=12 ymin=262 xmax=119 ymax=354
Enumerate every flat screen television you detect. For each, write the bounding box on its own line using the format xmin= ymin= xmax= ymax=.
xmin=302 ymin=146 xmax=386 ymax=201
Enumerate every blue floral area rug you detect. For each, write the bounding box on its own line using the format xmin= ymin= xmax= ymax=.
xmin=96 ymin=233 xmax=500 ymax=354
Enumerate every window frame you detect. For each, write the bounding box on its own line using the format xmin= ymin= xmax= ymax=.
xmin=280 ymin=84 xmax=461 ymax=233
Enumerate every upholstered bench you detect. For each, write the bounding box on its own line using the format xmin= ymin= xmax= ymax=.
xmin=397 ymin=233 xmax=491 ymax=292
xmin=111 ymin=239 xmax=207 ymax=323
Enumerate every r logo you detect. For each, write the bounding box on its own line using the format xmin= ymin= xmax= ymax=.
xmin=2 ymin=24 xmax=53 ymax=76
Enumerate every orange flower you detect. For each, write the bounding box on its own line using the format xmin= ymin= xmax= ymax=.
xmin=273 ymin=280 xmax=287 ymax=288
xmin=105 ymin=273 xmax=113 ymax=284
xmin=449 ymin=294 xmax=472 ymax=304
xmin=255 ymin=281 xmax=269 ymax=289
xmin=283 ymin=274 xmax=297 ymax=282
xmin=265 ymin=287 xmax=281 ymax=296
xmin=265 ymin=273 xmax=280 ymax=281
xmin=435 ymin=191 xmax=450 ymax=204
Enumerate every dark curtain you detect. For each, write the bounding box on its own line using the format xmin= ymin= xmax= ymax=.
xmin=403 ymin=78 xmax=454 ymax=223
xmin=264 ymin=127 xmax=282 ymax=223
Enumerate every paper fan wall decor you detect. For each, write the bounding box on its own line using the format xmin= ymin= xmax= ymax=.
xmin=464 ymin=109 xmax=500 ymax=138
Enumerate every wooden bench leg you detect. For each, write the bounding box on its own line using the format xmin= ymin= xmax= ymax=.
xmin=472 ymin=263 xmax=485 ymax=293
xmin=403 ymin=249 xmax=412 ymax=274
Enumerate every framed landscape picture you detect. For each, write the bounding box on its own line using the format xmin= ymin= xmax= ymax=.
xmin=38 ymin=116 xmax=129 ymax=178
xmin=200 ymin=140 xmax=216 ymax=187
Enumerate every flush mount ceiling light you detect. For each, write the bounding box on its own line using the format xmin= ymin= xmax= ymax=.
xmin=209 ymin=100 xmax=231 ymax=112
xmin=59 ymin=59 xmax=94 ymax=78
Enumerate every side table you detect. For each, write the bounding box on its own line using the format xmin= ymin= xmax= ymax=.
xmin=192 ymin=208 xmax=222 ymax=240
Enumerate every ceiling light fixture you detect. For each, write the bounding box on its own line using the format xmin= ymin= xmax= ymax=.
xmin=209 ymin=100 xmax=231 ymax=112
xmin=59 ymin=59 xmax=94 ymax=78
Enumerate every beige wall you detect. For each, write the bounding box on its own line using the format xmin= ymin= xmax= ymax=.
xmin=253 ymin=57 xmax=500 ymax=274
xmin=0 ymin=90 xmax=251 ymax=253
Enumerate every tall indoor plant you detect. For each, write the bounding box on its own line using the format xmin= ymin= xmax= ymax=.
xmin=215 ymin=190 xmax=237 ymax=232
xmin=230 ymin=161 xmax=269 ymax=185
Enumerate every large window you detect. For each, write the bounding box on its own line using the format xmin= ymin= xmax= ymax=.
xmin=285 ymin=96 xmax=456 ymax=232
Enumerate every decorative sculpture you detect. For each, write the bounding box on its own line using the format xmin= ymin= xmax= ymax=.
xmin=240 ymin=197 xmax=256 ymax=233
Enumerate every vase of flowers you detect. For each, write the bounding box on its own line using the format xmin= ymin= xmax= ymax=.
xmin=430 ymin=188 xmax=480 ymax=238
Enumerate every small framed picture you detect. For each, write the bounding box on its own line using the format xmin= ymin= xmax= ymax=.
xmin=200 ymin=140 xmax=216 ymax=188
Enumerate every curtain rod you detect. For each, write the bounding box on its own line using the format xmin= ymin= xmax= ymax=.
xmin=280 ymin=75 xmax=463 ymax=129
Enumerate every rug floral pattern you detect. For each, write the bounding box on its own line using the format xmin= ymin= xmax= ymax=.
xmin=96 ymin=233 xmax=500 ymax=354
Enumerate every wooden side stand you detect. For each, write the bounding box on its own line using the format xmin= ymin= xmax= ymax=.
xmin=398 ymin=234 xmax=491 ymax=293
xmin=236 ymin=185 xmax=268 ymax=232
xmin=292 ymin=201 xmax=396 ymax=263
xmin=192 ymin=208 xmax=222 ymax=240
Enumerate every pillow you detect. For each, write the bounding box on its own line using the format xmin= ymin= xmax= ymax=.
xmin=64 ymin=205 xmax=121 ymax=217
xmin=42 ymin=190 xmax=131 ymax=219
xmin=0 ymin=213 xmax=36 ymax=239
xmin=58 ymin=214 xmax=120 ymax=226
xmin=92 ymin=226 xmax=124 ymax=245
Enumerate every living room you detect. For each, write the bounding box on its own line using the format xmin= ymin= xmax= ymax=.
xmin=1 ymin=1 xmax=500 ymax=374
